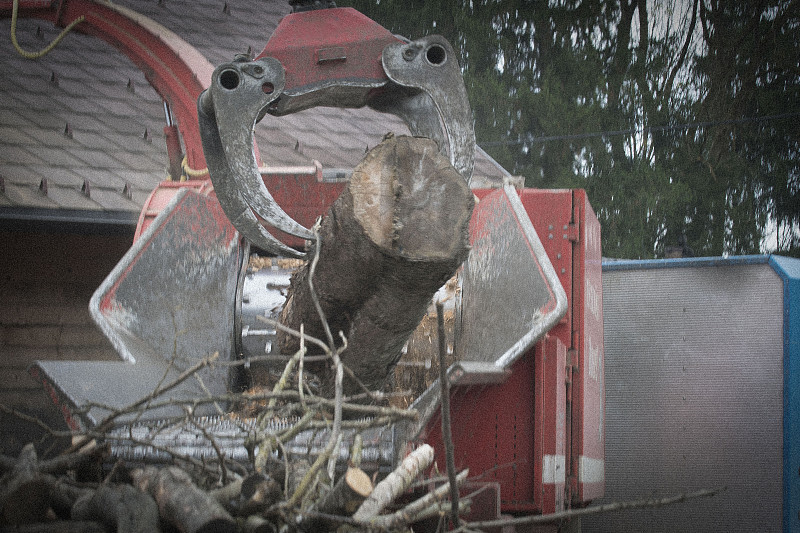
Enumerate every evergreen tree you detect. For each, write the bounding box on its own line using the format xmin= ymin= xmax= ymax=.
xmin=342 ymin=0 xmax=800 ymax=258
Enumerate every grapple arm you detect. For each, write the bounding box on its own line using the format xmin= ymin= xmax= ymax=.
xmin=197 ymin=6 xmax=475 ymax=255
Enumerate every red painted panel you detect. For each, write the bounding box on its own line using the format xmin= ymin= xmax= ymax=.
xmin=259 ymin=7 xmax=398 ymax=92
xmin=135 ymin=173 xmax=345 ymax=248
xmin=260 ymin=173 xmax=346 ymax=249
xmin=423 ymin=353 xmax=539 ymax=512
xmin=537 ymin=335 xmax=567 ymax=514
xmin=469 ymin=188 xmax=604 ymax=508
xmin=516 ymin=189 xmax=575 ymax=348
xmin=571 ymin=190 xmax=605 ymax=502
xmin=135 ymin=180 xmax=211 ymax=240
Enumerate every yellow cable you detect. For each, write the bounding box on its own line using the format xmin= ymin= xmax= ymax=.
xmin=181 ymin=155 xmax=209 ymax=179
xmin=11 ymin=0 xmax=86 ymax=59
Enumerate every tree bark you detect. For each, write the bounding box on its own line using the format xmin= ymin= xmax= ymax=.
xmin=237 ymin=472 xmax=283 ymax=515
xmin=300 ymin=466 xmax=372 ymax=531
xmin=71 ymin=483 xmax=161 ymax=533
xmin=352 ymin=443 xmax=434 ymax=522
xmin=278 ymin=135 xmax=473 ymax=399
xmin=131 ymin=466 xmax=236 ymax=533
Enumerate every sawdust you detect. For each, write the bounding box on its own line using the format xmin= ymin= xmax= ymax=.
xmin=248 ymin=255 xmax=306 ymax=272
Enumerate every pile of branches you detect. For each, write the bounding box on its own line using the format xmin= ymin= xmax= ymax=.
xmin=0 ymin=330 xmax=469 ymax=532
xmin=0 ymin=422 xmax=462 ymax=533
xmin=0 ymin=225 xmax=474 ymax=533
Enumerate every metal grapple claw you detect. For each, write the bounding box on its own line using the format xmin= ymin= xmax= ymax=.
xmin=198 ymin=8 xmax=476 ymax=256
xmin=376 ymin=35 xmax=476 ymax=182
xmin=198 ymin=57 xmax=313 ymax=257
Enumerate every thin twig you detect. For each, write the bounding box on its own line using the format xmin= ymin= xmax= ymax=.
xmin=254 ymin=349 xmax=305 ymax=474
xmin=298 ymin=323 xmax=307 ymax=409
xmin=77 ymin=388 xmax=418 ymax=421
xmin=217 ymin=352 xmax=331 ymax=366
xmin=308 ymin=220 xmax=336 ymax=350
xmin=187 ymin=407 xmax=228 ymax=485
xmin=305 ymin=415 xmax=397 ymax=430
xmin=257 ymin=316 xmax=331 ymax=354
xmin=359 ymin=469 xmax=469 ymax=529
xmin=286 ymin=432 xmax=338 ymax=508
xmin=437 ymin=299 xmax=460 ymax=528
xmin=326 ymin=335 xmax=346 ymax=482
xmin=0 ymin=404 xmax=65 ymax=437
xmin=88 ymin=429 xmax=237 ymax=478
xmin=456 ymin=487 xmax=726 ymax=530
xmin=258 ymin=315 xmax=383 ymax=402
xmin=131 ymin=306 xmax=184 ymax=426
xmin=277 ymin=410 xmax=316 ymax=443
xmin=63 ymin=352 xmax=220 ymax=455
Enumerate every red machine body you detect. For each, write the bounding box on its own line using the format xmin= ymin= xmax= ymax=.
xmin=258 ymin=8 xmax=398 ymax=95
xmin=142 ymin=175 xmax=606 ymax=515
xmin=423 ymin=188 xmax=605 ymax=515
xmin=137 ymin=175 xmax=606 ymax=517
xmin=10 ymin=0 xmax=604 ymax=520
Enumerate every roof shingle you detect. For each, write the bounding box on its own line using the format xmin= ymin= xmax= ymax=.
xmin=0 ymin=1 xmax=509 ymax=221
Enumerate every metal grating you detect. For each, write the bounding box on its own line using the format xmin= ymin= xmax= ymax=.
xmin=585 ymin=260 xmax=784 ymax=532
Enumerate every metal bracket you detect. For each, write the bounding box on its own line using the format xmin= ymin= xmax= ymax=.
xmin=197 ymin=27 xmax=476 ymax=255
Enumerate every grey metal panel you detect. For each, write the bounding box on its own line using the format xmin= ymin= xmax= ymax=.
xmin=585 ymin=261 xmax=784 ymax=533
xmin=457 ymin=183 xmax=567 ymax=369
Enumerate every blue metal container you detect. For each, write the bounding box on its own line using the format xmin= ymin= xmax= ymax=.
xmin=587 ymin=255 xmax=799 ymax=533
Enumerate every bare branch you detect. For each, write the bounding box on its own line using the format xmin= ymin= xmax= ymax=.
xmin=458 ymin=487 xmax=726 ymax=530
xmin=64 ymin=351 xmax=221 ymax=455
xmin=436 ymin=299 xmax=460 ymax=528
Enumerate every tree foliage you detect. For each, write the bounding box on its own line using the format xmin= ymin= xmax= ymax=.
xmin=342 ymin=0 xmax=800 ymax=258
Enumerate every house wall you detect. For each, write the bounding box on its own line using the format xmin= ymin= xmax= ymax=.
xmin=0 ymin=229 xmax=130 ymax=454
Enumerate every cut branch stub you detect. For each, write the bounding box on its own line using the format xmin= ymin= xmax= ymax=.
xmin=278 ymin=135 xmax=474 ymax=399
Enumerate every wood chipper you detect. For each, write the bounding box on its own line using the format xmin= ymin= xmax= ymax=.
xmin=23 ymin=1 xmax=605 ymax=527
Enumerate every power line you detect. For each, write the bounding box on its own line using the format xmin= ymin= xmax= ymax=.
xmin=478 ymin=111 xmax=800 ymax=148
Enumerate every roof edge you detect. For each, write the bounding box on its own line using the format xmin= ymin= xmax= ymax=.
xmin=0 ymin=207 xmax=138 ymax=234
xmin=601 ymin=255 xmax=771 ymax=271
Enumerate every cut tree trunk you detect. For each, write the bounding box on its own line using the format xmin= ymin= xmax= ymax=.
xmin=70 ymin=483 xmax=161 ymax=533
xmin=131 ymin=466 xmax=237 ymax=533
xmin=0 ymin=444 xmax=51 ymax=525
xmin=278 ymin=135 xmax=473 ymax=399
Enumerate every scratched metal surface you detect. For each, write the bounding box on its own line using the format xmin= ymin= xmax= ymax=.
xmin=457 ymin=184 xmax=566 ymax=368
xmin=32 ymin=190 xmax=243 ymax=429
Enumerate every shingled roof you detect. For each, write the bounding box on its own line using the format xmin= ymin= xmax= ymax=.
xmin=0 ymin=1 xmax=510 ymax=229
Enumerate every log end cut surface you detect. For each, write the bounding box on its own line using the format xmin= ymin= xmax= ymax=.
xmin=350 ymin=135 xmax=473 ymax=261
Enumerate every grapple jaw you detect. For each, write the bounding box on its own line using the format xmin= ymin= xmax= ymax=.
xmin=198 ymin=57 xmax=312 ymax=258
xmin=197 ymin=7 xmax=476 ymax=255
